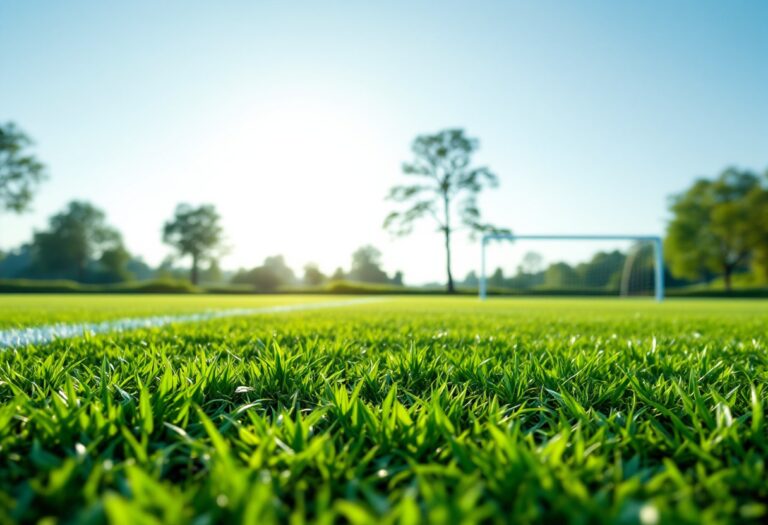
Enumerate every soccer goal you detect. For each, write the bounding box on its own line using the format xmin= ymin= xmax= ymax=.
xmin=479 ymin=234 xmax=665 ymax=301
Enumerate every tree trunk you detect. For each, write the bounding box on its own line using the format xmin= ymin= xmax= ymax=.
xmin=723 ymin=264 xmax=736 ymax=293
xmin=444 ymin=227 xmax=454 ymax=293
xmin=443 ymin=193 xmax=454 ymax=293
xmin=191 ymin=254 xmax=199 ymax=285
xmin=723 ymin=250 xmax=750 ymax=292
xmin=723 ymin=266 xmax=732 ymax=292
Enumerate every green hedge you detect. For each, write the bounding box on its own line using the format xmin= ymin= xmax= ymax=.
xmin=0 ymin=278 xmax=200 ymax=294
xmin=666 ymin=287 xmax=768 ymax=298
xmin=2 ymin=277 xmax=767 ymax=297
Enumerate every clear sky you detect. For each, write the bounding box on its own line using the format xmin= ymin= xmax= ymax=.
xmin=2 ymin=0 xmax=767 ymax=283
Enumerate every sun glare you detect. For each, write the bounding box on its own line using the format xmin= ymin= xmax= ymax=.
xmin=192 ymin=98 xmax=391 ymax=271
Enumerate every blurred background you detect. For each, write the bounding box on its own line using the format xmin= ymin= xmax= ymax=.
xmin=1 ymin=1 xmax=766 ymax=295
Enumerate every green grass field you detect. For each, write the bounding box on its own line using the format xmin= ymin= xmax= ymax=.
xmin=1 ymin=296 xmax=766 ymax=524
xmin=0 ymin=295 xmax=339 ymax=329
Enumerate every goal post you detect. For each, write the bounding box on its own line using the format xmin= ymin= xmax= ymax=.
xmin=479 ymin=234 xmax=665 ymax=301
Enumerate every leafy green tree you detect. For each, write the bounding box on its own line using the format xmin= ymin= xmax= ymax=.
xmin=576 ymin=250 xmax=626 ymax=289
xmin=463 ymin=270 xmax=479 ymax=287
xmin=231 ymin=255 xmax=295 ymax=292
xmin=665 ymin=168 xmax=763 ymax=291
xmin=746 ymin=171 xmax=768 ymax=283
xmin=0 ymin=123 xmax=47 ymax=213
xmin=126 ymin=257 xmax=155 ymax=281
xmin=303 ymin=263 xmax=327 ymax=286
xmin=155 ymin=256 xmax=187 ymax=281
xmin=619 ymin=243 xmax=657 ymax=295
xmin=231 ymin=266 xmax=281 ymax=292
xmin=99 ymin=244 xmax=133 ymax=282
xmin=384 ymin=129 xmax=508 ymax=293
xmin=330 ymin=267 xmax=346 ymax=281
xmin=489 ymin=267 xmax=505 ymax=289
xmin=0 ymin=244 xmax=33 ymax=278
xmin=201 ymin=259 xmax=224 ymax=284
xmin=348 ymin=245 xmax=389 ymax=284
xmin=508 ymin=268 xmax=542 ymax=290
xmin=163 ymin=204 xmax=223 ymax=285
xmin=31 ymin=201 xmax=124 ymax=281
xmin=263 ymin=255 xmax=295 ymax=285
xmin=544 ymin=262 xmax=578 ymax=288
xmin=520 ymin=251 xmax=544 ymax=274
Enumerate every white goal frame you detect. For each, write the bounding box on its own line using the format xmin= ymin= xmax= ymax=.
xmin=479 ymin=234 xmax=665 ymax=301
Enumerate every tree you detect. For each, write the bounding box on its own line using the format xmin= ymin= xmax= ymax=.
xmin=463 ymin=270 xmax=479 ymax=287
xmin=232 ymin=266 xmax=281 ymax=292
xmin=126 ymin=257 xmax=155 ymax=281
xmin=508 ymin=266 xmax=543 ymax=290
xmin=202 ymin=259 xmax=224 ymax=284
xmin=348 ymin=245 xmax=389 ymax=283
xmin=576 ymin=250 xmax=626 ymax=288
xmin=0 ymin=123 xmax=47 ymax=213
xmin=99 ymin=244 xmax=133 ymax=282
xmin=155 ymin=256 xmax=187 ymax=281
xmin=384 ymin=129 xmax=508 ymax=292
xmin=31 ymin=201 xmax=124 ymax=281
xmin=263 ymin=255 xmax=295 ymax=285
xmin=231 ymin=255 xmax=295 ymax=292
xmin=163 ymin=204 xmax=223 ymax=285
xmin=521 ymin=252 xmax=544 ymax=274
xmin=665 ymin=168 xmax=764 ymax=291
xmin=330 ymin=267 xmax=346 ymax=281
xmin=619 ymin=243 xmax=657 ymax=295
xmin=544 ymin=262 xmax=578 ymax=288
xmin=0 ymin=244 xmax=33 ymax=278
xmin=489 ymin=267 xmax=505 ymax=289
xmin=746 ymin=170 xmax=768 ymax=283
xmin=513 ymin=253 xmax=546 ymax=290
xmin=303 ymin=263 xmax=327 ymax=286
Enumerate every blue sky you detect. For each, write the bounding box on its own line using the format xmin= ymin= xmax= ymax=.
xmin=1 ymin=1 xmax=767 ymax=283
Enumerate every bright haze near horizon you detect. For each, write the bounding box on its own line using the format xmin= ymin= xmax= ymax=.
xmin=1 ymin=1 xmax=767 ymax=284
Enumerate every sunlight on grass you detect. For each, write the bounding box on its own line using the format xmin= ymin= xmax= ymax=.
xmin=0 ymin=296 xmax=766 ymax=523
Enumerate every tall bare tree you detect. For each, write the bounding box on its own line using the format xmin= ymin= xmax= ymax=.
xmin=384 ymin=129 xmax=508 ymax=292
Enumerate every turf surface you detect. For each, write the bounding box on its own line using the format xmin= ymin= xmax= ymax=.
xmin=0 ymin=294 xmax=336 ymax=329
xmin=0 ymin=296 xmax=766 ymax=524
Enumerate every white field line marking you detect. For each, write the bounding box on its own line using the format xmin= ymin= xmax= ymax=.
xmin=0 ymin=297 xmax=384 ymax=349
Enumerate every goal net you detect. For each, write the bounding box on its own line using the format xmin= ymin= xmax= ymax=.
xmin=478 ymin=235 xmax=664 ymax=300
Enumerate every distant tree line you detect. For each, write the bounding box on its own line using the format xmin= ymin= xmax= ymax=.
xmin=467 ymin=245 xmax=664 ymax=294
xmin=469 ymin=167 xmax=768 ymax=293
xmin=0 ymin=198 xmax=404 ymax=289
xmin=0 ymin=200 xmax=218 ymax=284
xmin=2 ymin=121 xmax=767 ymax=293
xmin=231 ymin=245 xmax=404 ymax=292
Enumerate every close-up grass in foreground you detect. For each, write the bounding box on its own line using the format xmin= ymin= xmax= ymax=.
xmin=0 ymin=296 xmax=766 ymax=524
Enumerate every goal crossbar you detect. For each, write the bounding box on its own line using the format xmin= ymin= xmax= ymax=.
xmin=479 ymin=234 xmax=665 ymax=301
